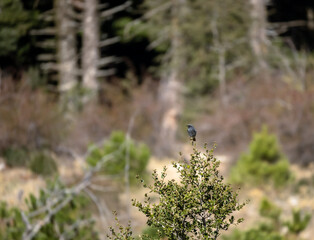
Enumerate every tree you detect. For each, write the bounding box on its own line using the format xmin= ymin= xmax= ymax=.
xmin=249 ymin=0 xmax=268 ymax=71
xmin=0 ymin=0 xmax=39 ymax=66
xmin=55 ymin=0 xmax=79 ymax=94
xmin=130 ymin=0 xmax=250 ymax=154
xmin=230 ymin=127 xmax=292 ymax=188
xmin=82 ymin=0 xmax=100 ymax=93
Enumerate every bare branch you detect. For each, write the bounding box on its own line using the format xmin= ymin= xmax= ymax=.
xmin=100 ymin=1 xmax=131 ymax=18
xmin=37 ymin=54 xmax=56 ymax=61
xmin=98 ymin=3 xmax=109 ymax=11
xmin=59 ymin=219 xmax=93 ymax=240
xmin=99 ymin=37 xmax=120 ymax=48
xmin=89 ymin=184 xmax=115 ymax=193
xmin=97 ymin=69 xmax=116 ymax=77
xmin=98 ymin=57 xmax=121 ymax=67
xmin=84 ymin=189 xmax=109 ymax=229
xmin=143 ymin=2 xmax=172 ymax=19
xmin=34 ymin=40 xmax=56 ymax=49
xmin=30 ymin=28 xmax=57 ymax=36
xmin=71 ymin=0 xmax=84 ymax=10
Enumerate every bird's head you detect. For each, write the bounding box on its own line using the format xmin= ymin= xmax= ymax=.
xmin=187 ymin=124 xmax=193 ymax=128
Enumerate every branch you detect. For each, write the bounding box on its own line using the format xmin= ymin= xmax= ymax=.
xmin=59 ymin=219 xmax=93 ymax=240
xmin=97 ymin=69 xmax=116 ymax=77
xmin=30 ymin=28 xmax=57 ymax=36
xmin=124 ymin=109 xmax=140 ymax=221
xmin=97 ymin=57 xmax=121 ymax=67
xmin=84 ymin=189 xmax=109 ymax=229
xmin=37 ymin=54 xmax=56 ymax=61
xmin=143 ymin=2 xmax=172 ymax=19
xmin=39 ymin=10 xmax=55 ymax=22
xmin=71 ymin=0 xmax=84 ymax=10
xmin=98 ymin=3 xmax=109 ymax=11
xmin=99 ymin=37 xmax=120 ymax=48
xmin=40 ymin=63 xmax=59 ymax=71
xmin=21 ymin=152 xmax=117 ymax=240
xmin=100 ymin=1 xmax=131 ymax=18
xmin=34 ymin=40 xmax=56 ymax=49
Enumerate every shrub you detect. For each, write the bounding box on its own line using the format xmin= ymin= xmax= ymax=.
xmin=259 ymin=198 xmax=281 ymax=221
xmin=230 ymin=126 xmax=292 ymax=187
xmin=87 ymin=131 xmax=150 ymax=184
xmin=222 ymin=225 xmax=284 ymax=240
xmin=28 ymin=151 xmax=58 ymax=177
xmin=109 ymin=143 xmax=246 ymax=239
xmin=223 ymin=198 xmax=312 ymax=240
xmin=284 ymin=209 xmax=312 ymax=235
xmin=2 ymin=147 xmax=29 ymax=167
xmin=0 ymin=180 xmax=99 ymax=240
xmin=0 ymin=80 xmax=67 ymax=153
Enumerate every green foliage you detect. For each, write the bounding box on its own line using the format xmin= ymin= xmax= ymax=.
xmin=28 ymin=151 xmax=58 ymax=177
xmin=107 ymin=214 xmax=134 ymax=240
xmin=224 ymin=198 xmax=312 ymax=240
xmin=132 ymin=144 xmax=246 ymax=240
xmin=230 ymin=127 xmax=292 ymax=187
xmin=284 ymin=209 xmax=312 ymax=235
xmin=87 ymin=131 xmax=150 ymax=184
xmin=2 ymin=147 xmax=29 ymax=167
xmin=222 ymin=224 xmax=283 ymax=240
xmin=0 ymin=180 xmax=99 ymax=240
xmin=140 ymin=226 xmax=164 ymax=240
xmin=0 ymin=0 xmax=37 ymax=65
xmin=259 ymin=198 xmax=281 ymax=221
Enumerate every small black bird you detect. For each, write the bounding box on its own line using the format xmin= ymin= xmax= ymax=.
xmin=187 ymin=124 xmax=197 ymax=141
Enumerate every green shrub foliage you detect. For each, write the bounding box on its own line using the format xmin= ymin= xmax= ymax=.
xmin=29 ymin=151 xmax=58 ymax=177
xmin=223 ymin=198 xmax=311 ymax=240
xmin=259 ymin=198 xmax=281 ymax=220
xmin=2 ymin=147 xmax=29 ymax=167
xmin=222 ymin=225 xmax=284 ymax=240
xmin=131 ymin=144 xmax=246 ymax=240
xmin=284 ymin=209 xmax=312 ymax=235
xmin=87 ymin=131 xmax=150 ymax=184
xmin=230 ymin=127 xmax=292 ymax=187
xmin=0 ymin=180 xmax=99 ymax=240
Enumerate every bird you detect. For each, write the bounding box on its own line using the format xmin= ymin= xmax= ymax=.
xmin=187 ymin=124 xmax=197 ymax=141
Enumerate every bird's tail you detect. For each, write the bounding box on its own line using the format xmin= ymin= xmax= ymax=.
xmin=192 ymin=137 xmax=196 ymax=141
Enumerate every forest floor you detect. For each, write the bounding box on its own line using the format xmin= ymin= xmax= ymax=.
xmin=0 ymin=146 xmax=313 ymax=239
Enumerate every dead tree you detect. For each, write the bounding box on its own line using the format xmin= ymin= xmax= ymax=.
xmin=150 ymin=0 xmax=186 ymax=155
xmin=82 ymin=0 xmax=100 ymax=93
xmin=250 ymin=0 xmax=268 ymax=71
xmin=55 ymin=0 xmax=79 ymax=93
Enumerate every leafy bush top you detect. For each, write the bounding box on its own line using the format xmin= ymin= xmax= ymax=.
xmin=132 ymin=144 xmax=246 ymax=240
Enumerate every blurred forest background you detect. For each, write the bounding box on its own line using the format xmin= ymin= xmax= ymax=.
xmin=0 ymin=0 xmax=313 ymax=239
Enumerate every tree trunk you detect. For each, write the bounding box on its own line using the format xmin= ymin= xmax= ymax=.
xmin=218 ymin=48 xmax=227 ymax=107
xmin=55 ymin=0 xmax=78 ymax=93
xmin=82 ymin=0 xmax=100 ymax=93
xmin=157 ymin=0 xmax=185 ymax=156
xmin=250 ymin=0 xmax=268 ymax=70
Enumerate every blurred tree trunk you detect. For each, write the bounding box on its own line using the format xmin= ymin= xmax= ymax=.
xmin=55 ymin=0 xmax=78 ymax=94
xmin=82 ymin=0 xmax=100 ymax=95
xmin=250 ymin=0 xmax=268 ymax=71
xmin=157 ymin=0 xmax=185 ymax=155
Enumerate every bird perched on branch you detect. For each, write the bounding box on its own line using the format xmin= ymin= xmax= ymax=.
xmin=187 ymin=124 xmax=197 ymax=141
